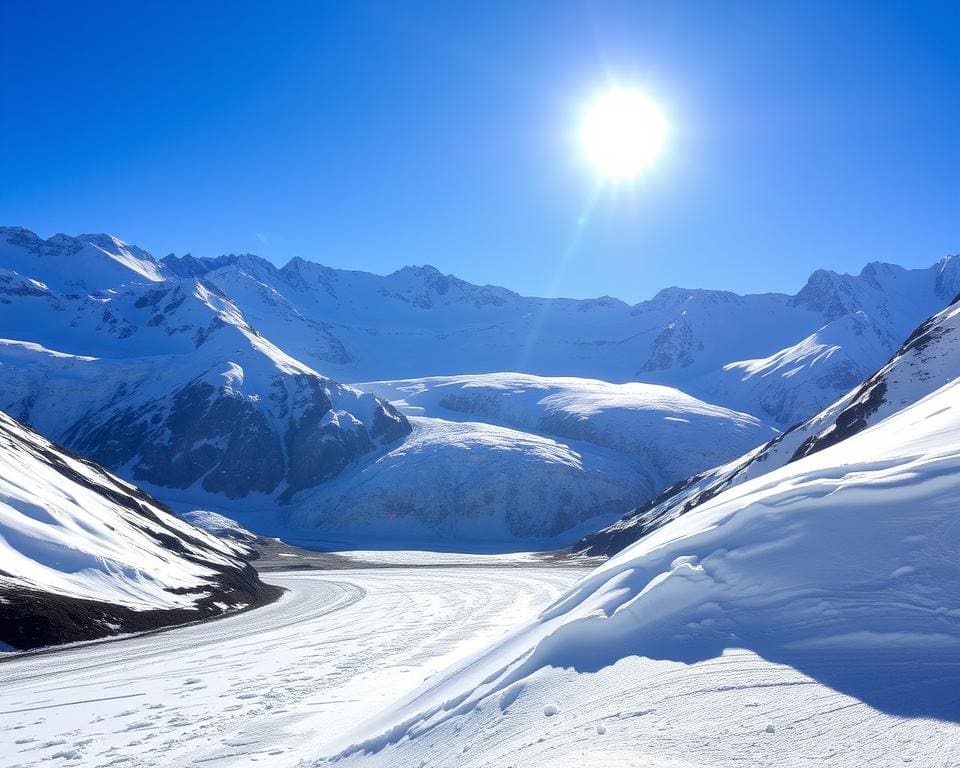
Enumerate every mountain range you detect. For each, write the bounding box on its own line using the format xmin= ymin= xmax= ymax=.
xmin=1 ymin=225 xmax=957 ymax=546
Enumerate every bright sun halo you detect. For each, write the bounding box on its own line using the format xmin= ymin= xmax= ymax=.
xmin=580 ymin=87 xmax=667 ymax=180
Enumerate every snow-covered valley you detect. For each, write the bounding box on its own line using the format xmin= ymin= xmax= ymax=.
xmin=2 ymin=225 xmax=960 ymax=768
xmin=0 ymin=563 xmax=585 ymax=768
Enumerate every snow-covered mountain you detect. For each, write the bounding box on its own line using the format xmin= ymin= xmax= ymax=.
xmin=0 ymin=228 xmax=770 ymax=545
xmin=325 ymin=325 xmax=960 ymax=768
xmin=151 ymin=235 xmax=960 ymax=427
xmin=0 ymin=227 xmax=165 ymax=292
xmin=6 ymin=227 xmax=958 ymax=432
xmin=0 ymin=229 xmax=411 ymax=508
xmin=0 ymin=410 xmax=276 ymax=651
xmin=577 ymin=291 xmax=960 ymax=556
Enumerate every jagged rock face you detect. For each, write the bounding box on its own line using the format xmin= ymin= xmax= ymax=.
xmin=13 ymin=365 xmax=411 ymax=503
xmin=637 ymin=314 xmax=700 ymax=373
xmin=935 ymin=256 xmax=960 ymax=301
xmin=791 ymin=269 xmax=858 ymax=320
xmin=69 ymin=379 xmax=285 ymax=498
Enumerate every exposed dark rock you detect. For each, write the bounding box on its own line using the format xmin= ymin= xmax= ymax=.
xmin=0 ymin=412 xmax=281 ymax=652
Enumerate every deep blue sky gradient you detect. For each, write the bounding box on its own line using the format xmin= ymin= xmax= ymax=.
xmin=1 ymin=1 xmax=958 ymax=302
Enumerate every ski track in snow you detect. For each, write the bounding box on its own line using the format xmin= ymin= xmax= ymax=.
xmin=0 ymin=566 xmax=583 ymax=767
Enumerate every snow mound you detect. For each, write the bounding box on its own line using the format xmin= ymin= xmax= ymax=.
xmin=181 ymin=509 xmax=260 ymax=544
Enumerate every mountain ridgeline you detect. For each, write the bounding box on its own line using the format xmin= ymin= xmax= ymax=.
xmin=0 ymin=226 xmax=957 ymax=546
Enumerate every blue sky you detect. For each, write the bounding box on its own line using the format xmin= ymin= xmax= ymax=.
xmin=1 ymin=1 xmax=958 ymax=303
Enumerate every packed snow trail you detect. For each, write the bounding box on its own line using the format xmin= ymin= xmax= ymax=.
xmin=0 ymin=565 xmax=583 ymax=767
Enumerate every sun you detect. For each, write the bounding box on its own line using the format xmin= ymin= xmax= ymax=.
xmin=579 ymin=87 xmax=667 ymax=180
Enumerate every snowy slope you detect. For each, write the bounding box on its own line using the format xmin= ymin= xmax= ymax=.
xmin=0 ymin=567 xmax=584 ymax=768
xmin=0 ymin=227 xmax=166 ymax=291
xmin=284 ymin=416 xmax=650 ymax=545
xmin=578 ymin=293 xmax=960 ymax=556
xmin=358 ymin=373 xmax=775 ymax=494
xmin=703 ymin=310 xmax=899 ymax=426
xmin=0 ymin=410 xmax=274 ymax=651
xmin=325 ymin=354 xmax=960 ymax=768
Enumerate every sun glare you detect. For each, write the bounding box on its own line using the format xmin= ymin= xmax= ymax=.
xmin=579 ymin=87 xmax=667 ymax=180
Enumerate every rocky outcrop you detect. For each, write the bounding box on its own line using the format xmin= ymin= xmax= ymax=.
xmin=0 ymin=410 xmax=281 ymax=651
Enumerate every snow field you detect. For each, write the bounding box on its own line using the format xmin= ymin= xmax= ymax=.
xmin=0 ymin=566 xmax=584 ymax=768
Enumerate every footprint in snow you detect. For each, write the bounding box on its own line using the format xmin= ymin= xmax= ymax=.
xmin=51 ymin=749 xmax=82 ymax=760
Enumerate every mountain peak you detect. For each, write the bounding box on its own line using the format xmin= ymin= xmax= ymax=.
xmin=390 ymin=264 xmax=445 ymax=279
xmin=76 ymin=232 xmax=132 ymax=251
xmin=0 ymin=228 xmax=164 ymax=289
xmin=644 ymin=285 xmax=740 ymax=310
xmin=934 ymin=254 xmax=960 ymax=301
